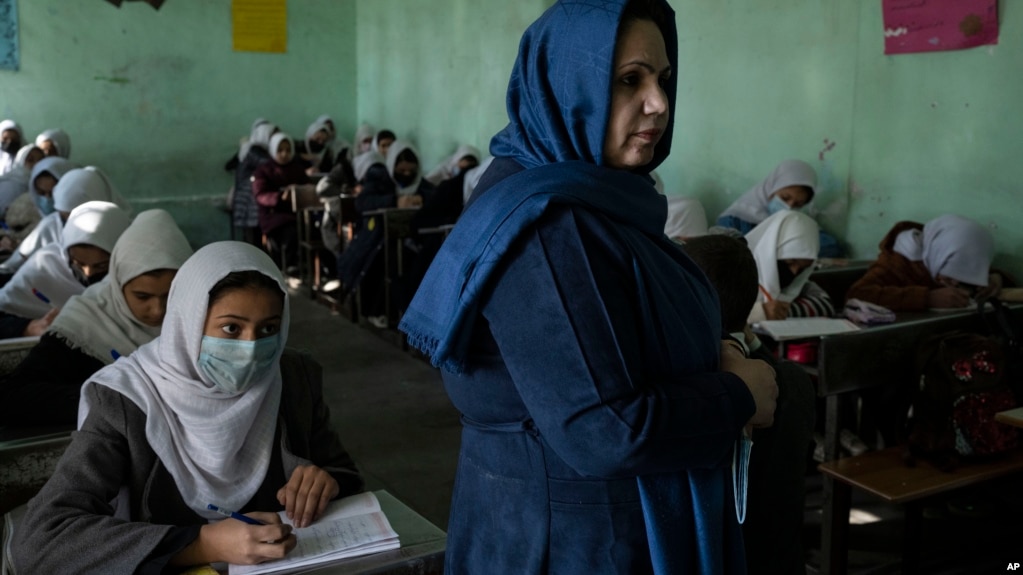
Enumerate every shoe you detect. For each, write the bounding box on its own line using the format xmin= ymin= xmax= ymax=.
xmin=367 ymin=315 xmax=388 ymax=329
xmin=321 ymin=279 xmax=342 ymax=293
xmin=839 ymin=429 xmax=869 ymax=456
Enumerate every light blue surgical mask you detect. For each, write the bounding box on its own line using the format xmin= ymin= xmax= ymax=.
xmin=198 ymin=335 xmax=279 ymax=394
xmin=35 ymin=194 xmax=55 ymax=215
xmin=766 ymin=196 xmax=790 ymax=216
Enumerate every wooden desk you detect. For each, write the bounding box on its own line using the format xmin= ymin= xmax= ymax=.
xmin=810 ymin=259 xmax=873 ymax=305
xmin=363 ymin=208 xmax=419 ymax=330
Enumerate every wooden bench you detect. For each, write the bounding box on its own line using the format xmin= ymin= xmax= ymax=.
xmin=817 ymin=446 xmax=1023 ymax=575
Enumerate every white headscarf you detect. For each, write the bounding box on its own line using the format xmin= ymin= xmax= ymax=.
xmin=664 ymin=196 xmax=709 ymax=239
xmin=462 ymin=156 xmax=495 ymax=204
xmin=921 ymin=215 xmax=994 ymax=286
xmin=0 ymin=120 xmax=25 ymax=175
xmin=29 ymin=156 xmax=77 ymax=212
xmin=745 ymin=210 xmax=820 ymax=304
xmin=0 ymin=145 xmax=40 ymax=214
xmin=424 ymin=144 xmax=481 ymax=186
xmin=720 ymin=159 xmax=818 ymax=224
xmin=353 ymin=124 xmax=375 ymax=154
xmin=35 ymin=129 xmax=72 ymax=159
xmin=385 ymin=140 xmax=422 ymax=196
xmin=352 ymin=151 xmax=386 ymax=182
xmin=314 ymin=114 xmax=336 ymax=139
xmin=5 ymin=158 xmax=80 ymax=269
xmin=48 ymin=210 xmax=193 ymax=364
xmin=892 ymin=229 xmax=924 ymax=262
xmin=53 ymin=167 xmax=132 ymax=214
xmin=0 ymin=201 xmax=131 ymax=319
xmin=302 ymin=117 xmax=335 ymax=169
xmin=269 ymin=133 xmax=295 ymax=165
xmin=241 ymin=122 xmax=278 ymax=163
xmin=80 ymin=242 xmax=289 ymax=521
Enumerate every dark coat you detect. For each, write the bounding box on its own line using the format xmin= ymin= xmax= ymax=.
xmin=252 ymin=159 xmax=310 ymax=234
xmin=12 ymin=349 xmax=364 ymax=575
xmin=232 ymin=146 xmax=270 ymax=229
xmin=845 ymin=221 xmax=934 ymax=311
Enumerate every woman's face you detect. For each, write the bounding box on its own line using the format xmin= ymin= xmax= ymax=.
xmin=68 ymin=245 xmax=112 ymax=285
xmin=603 ymin=19 xmax=671 ymax=170
xmin=275 ymin=139 xmax=293 ymax=164
xmin=772 ymin=185 xmax=812 ymax=209
xmin=203 ymin=286 xmax=283 ymax=341
xmin=1 ymin=129 xmax=20 ymax=152
xmin=123 ymin=270 xmax=176 ymax=327
xmin=24 ymin=148 xmax=45 ymax=171
xmin=35 ymin=173 xmax=58 ymax=198
xmin=378 ymin=137 xmax=395 ymax=158
xmin=394 ymin=158 xmax=419 ymax=186
xmin=38 ymin=139 xmax=58 ymax=157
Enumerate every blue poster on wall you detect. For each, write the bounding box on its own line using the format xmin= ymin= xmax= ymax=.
xmin=0 ymin=0 xmax=18 ymax=71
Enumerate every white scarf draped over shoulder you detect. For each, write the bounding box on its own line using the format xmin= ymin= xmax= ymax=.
xmin=48 ymin=209 xmax=193 ymax=364
xmin=921 ymin=214 xmax=994 ymax=286
xmin=79 ymin=242 xmax=290 ymax=521
xmin=0 ymin=201 xmax=131 ymax=319
xmin=720 ymin=159 xmax=818 ymax=224
xmin=745 ymin=210 xmax=820 ymax=304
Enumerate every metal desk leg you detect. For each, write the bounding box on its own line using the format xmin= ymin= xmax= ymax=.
xmin=902 ymin=501 xmax=922 ymax=575
xmin=821 ymin=477 xmax=851 ymax=575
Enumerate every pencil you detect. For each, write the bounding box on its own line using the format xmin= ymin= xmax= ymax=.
xmin=758 ymin=285 xmax=773 ymax=302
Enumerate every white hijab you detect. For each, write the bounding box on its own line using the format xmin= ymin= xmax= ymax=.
xmin=48 ymin=210 xmax=193 ymax=364
xmin=269 ymin=133 xmax=294 ymax=165
xmin=462 ymin=156 xmax=495 ymax=204
xmin=353 ymin=124 xmax=375 ymax=154
xmin=921 ymin=215 xmax=994 ymax=286
xmin=424 ymin=144 xmax=481 ymax=186
xmin=0 ymin=201 xmax=131 ymax=319
xmin=80 ymin=242 xmax=290 ymax=521
xmin=30 ymin=156 xmax=77 ymax=213
xmin=0 ymin=145 xmax=39 ymax=214
xmin=745 ymin=210 xmax=820 ymax=304
xmin=239 ymin=119 xmax=271 ymax=163
xmin=35 ymin=129 xmax=72 ymax=159
xmin=53 ymin=167 xmax=132 ymax=214
xmin=720 ymin=159 xmax=818 ymax=223
xmin=385 ymin=140 xmax=422 ymax=196
xmin=303 ymin=117 xmax=334 ymax=168
xmin=0 ymin=120 xmax=24 ymax=175
xmin=352 ymin=151 xmax=386 ymax=182
xmin=664 ymin=196 xmax=709 ymax=240
xmin=2 ymin=157 xmax=80 ymax=271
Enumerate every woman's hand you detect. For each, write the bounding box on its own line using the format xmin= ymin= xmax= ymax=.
xmin=23 ymin=307 xmax=59 ymax=337
xmin=975 ymin=273 xmax=1004 ymax=301
xmin=720 ymin=343 xmax=777 ymax=428
xmin=277 ymin=465 xmax=339 ymax=528
xmin=762 ymin=300 xmax=790 ymax=320
xmin=397 ymin=195 xmax=423 ymax=209
xmin=927 ymin=286 xmax=971 ymax=308
xmin=171 ymin=512 xmax=295 ymax=566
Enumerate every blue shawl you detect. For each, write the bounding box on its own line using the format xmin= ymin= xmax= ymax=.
xmin=400 ymin=1 xmax=745 ymax=573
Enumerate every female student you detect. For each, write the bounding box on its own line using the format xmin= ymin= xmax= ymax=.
xmin=231 ymin=121 xmax=277 ymax=247
xmin=298 ymin=116 xmax=337 ymax=174
xmin=0 ymin=119 xmax=24 ymax=175
xmin=0 ymin=144 xmax=44 ymax=218
xmin=846 ymin=214 xmax=1006 ymax=311
xmin=424 ymin=144 xmax=481 ymax=185
xmin=252 ymin=132 xmax=310 ymax=270
xmin=664 ymin=195 xmax=709 ymax=241
xmin=716 ymin=159 xmax=817 ymax=234
xmin=13 ymin=241 xmax=364 ymax=573
xmin=372 ymin=129 xmax=397 ymax=159
xmin=0 ymin=201 xmax=131 ymax=339
xmin=746 ymin=210 xmax=834 ymax=322
xmin=0 ymin=209 xmax=192 ymax=427
xmin=385 ymin=140 xmax=434 ymax=209
xmin=35 ymin=128 xmax=72 ymax=159
xmin=400 ymin=0 xmax=776 ymax=572
xmin=0 ymin=157 xmax=78 ymax=277
xmin=354 ymin=123 xmax=376 ymax=154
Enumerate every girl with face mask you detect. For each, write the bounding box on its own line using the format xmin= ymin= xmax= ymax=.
xmin=252 ymin=133 xmax=311 ymax=271
xmin=0 ymin=144 xmax=44 ymax=220
xmin=0 ymin=209 xmax=193 ymax=428
xmin=745 ymin=210 xmax=834 ymax=322
xmin=0 ymin=119 xmax=25 ymax=175
xmin=0 ymin=201 xmax=131 ymax=340
xmin=385 ymin=140 xmax=435 ymax=209
xmin=716 ymin=160 xmax=817 ymax=234
xmin=12 ymin=242 xmax=363 ymax=574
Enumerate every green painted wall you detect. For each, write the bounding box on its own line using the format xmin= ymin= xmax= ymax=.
xmin=354 ymin=0 xmax=1022 ymax=277
xmin=0 ymin=0 xmax=357 ymax=246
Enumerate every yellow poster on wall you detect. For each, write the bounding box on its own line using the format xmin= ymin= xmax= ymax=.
xmin=232 ymin=0 xmax=287 ymax=53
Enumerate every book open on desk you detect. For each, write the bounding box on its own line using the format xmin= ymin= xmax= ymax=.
xmin=754 ymin=318 xmax=860 ymax=341
xmin=229 ymin=492 xmax=400 ymax=575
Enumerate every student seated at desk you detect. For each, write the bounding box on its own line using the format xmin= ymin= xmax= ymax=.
xmin=252 ymin=132 xmax=311 ymax=271
xmin=372 ymin=129 xmax=397 ymax=158
xmin=12 ymin=242 xmax=364 ymax=574
xmin=0 ymin=145 xmax=44 ymax=219
xmin=845 ymin=214 xmax=1007 ymax=311
xmin=35 ymin=128 xmax=71 ymax=159
xmin=353 ymin=123 xmax=375 ymax=155
xmin=386 ymin=140 xmax=435 ymax=209
xmin=0 ymin=119 xmax=24 ymax=175
xmin=746 ymin=210 xmax=835 ymax=322
xmin=297 ymin=115 xmax=341 ymax=176
xmin=424 ymin=144 xmax=481 ymax=186
xmin=0 ymin=157 xmax=77 ymax=276
xmin=0 ymin=209 xmax=192 ymax=427
xmin=681 ymin=234 xmax=815 ymax=575
xmin=337 ymin=151 xmax=396 ymax=327
xmin=0 ymin=201 xmax=131 ymax=339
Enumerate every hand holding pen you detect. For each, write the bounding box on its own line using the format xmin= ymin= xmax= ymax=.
xmin=171 ymin=506 xmax=295 ymax=567
xmin=23 ymin=291 xmax=60 ymax=337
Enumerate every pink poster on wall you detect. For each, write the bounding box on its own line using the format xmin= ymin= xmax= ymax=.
xmin=883 ymin=0 xmax=998 ymax=55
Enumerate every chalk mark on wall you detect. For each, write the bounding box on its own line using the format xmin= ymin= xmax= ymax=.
xmin=0 ymin=0 xmax=18 ymax=71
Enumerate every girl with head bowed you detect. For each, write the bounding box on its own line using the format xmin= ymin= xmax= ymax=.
xmin=400 ymin=1 xmax=776 ymax=572
xmin=424 ymin=144 xmax=481 ymax=186
xmin=847 ymin=214 xmax=1008 ymax=311
xmin=0 ymin=201 xmax=131 ymax=339
xmin=13 ymin=241 xmax=363 ymax=573
xmin=717 ymin=160 xmax=817 ymax=234
xmin=745 ymin=210 xmax=835 ymax=322
xmin=0 ymin=209 xmax=193 ymax=427
xmin=353 ymin=123 xmax=376 ymax=155
xmin=35 ymin=128 xmax=72 ymax=159
xmin=251 ymin=132 xmax=311 ymax=270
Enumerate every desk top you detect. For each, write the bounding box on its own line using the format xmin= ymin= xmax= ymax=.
xmin=996 ymin=407 xmax=1023 ymax=429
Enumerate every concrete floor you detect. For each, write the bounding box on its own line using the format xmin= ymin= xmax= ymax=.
xmin=286 ymin=290 xmax=1023 ymax=573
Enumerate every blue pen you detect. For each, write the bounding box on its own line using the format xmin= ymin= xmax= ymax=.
xmin=207 ymin=504 xmax=266 ymax=525
xmin=32 ymin=288 xmax=51 ymax=305
xmin=110 ymin=349 xmax=121 ymax=361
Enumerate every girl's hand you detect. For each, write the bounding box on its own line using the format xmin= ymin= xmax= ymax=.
xmin=277 ymin=465 xmax=339 ymax=528
xmin=172 ymin=512 xmax=295 ymax=566
xmin=975 ymin=273 xmax=1003 ymax=301
xmin=763 ymin=300 xmax=790 ymax=320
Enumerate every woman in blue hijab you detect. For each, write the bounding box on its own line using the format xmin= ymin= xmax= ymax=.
xmin=400 ymin=1 xmax=777 ymax=573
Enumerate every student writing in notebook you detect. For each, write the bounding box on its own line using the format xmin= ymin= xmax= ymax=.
xmin=13 ymin=242 xmax=363 ymax=573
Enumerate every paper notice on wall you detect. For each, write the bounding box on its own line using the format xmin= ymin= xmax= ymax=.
xmin=233 ymin=0 xmax=287 ymax=53
xmin=883 ymin=0 xmax=998 ymax=55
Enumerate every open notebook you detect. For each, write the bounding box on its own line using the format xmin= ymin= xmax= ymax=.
xmin=754 ymin=318 xmax=860 ymax=341
xmin=229 ymin=492 xmax=400 ymax=575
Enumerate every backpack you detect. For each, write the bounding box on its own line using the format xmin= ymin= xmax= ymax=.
xmin=904 ymin=330 xmax=1019 ymax=470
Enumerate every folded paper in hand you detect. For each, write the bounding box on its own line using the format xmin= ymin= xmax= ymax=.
xmin=229 ymin=492 xmax=400 ymax=575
